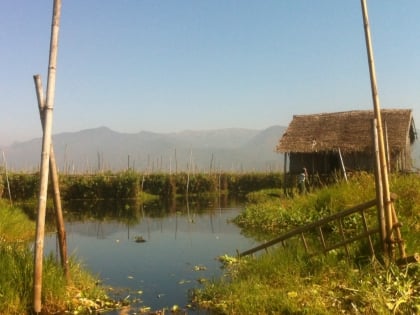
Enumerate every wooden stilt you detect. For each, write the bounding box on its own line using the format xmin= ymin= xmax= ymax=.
xmin=338 ymin=148 xmax=347 ymax=182
xmin=33 ymin=0 xmax=62 ymax=313
xmin=33 ymin=74 xmax=69 ymax=281
xmin=283 ymin=153 xmax=287 ymax=196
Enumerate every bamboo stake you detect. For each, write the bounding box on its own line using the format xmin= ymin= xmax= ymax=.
xmin=372 ymin=119 xmax=386 ymax=253
xmin=33 ymin=0 xmax=62 ymax=312
xmin=338 ymin=148 xmax=348 ymax=182
xmin=360 ymin=0 xmax=393 ymax=258
xmin=33 ymin=74 xmax=69 ymax=281
xmin=390 ymin=202 xmax=406 ymax=259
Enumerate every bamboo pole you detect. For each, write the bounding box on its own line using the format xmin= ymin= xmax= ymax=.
xmin=33 ymin=0 xmax=62 ymax=313
xmin=372 ymin=119 xmax=386 ymax=253
xmin=33 ymin=74 xmax=69 ymax=281
xmin=360 ymin=0 xmax=393 ymax=258
xmin=338 ymin=148 xmax=348 ymax=182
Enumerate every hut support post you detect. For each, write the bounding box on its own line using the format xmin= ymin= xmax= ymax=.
xmin=283 ymin=153 xmax=287 ymax=196
xmin=338 ymin=148 xmax=347 ymax=182
xmin=361 ymin=0 xmax=394 ymax=259
xmin=33 ymin=74 xmax=69 ymax=281
xmin=33 ymin=0 xmax=62 ymax=313
xmin=384 ymin=121 xmax=391 ymax=173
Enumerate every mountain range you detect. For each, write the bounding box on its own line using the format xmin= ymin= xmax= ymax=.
xmin=2 ymin=126 xmax=419 ymax=173
xmin=1 ymin=126 xmax=286 ymax=172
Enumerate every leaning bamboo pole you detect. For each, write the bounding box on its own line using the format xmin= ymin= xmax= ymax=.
xmin=33 ymin=74 xmax=69 ymax=281
xmin=33 ymin=0 xmax=62 ymax=313
xmin=360 ymin=0 xmax=393 ymax=258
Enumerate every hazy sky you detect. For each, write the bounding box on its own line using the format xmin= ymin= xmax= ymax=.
xmin=1 ymin=1 xmax=419 ymax=146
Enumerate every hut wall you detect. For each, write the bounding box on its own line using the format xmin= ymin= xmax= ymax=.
xmin=342 ymin=152 xmax=375 ymax=172
xmin=290 ymin=151 xmax=377 ymax=176
xmin=289 ymin=152 xmax=341 ymax=175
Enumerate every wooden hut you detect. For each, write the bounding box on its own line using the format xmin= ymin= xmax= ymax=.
xmin=276 ymin=109 xmax=417 ymax=177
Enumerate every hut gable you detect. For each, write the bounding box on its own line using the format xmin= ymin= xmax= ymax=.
xmin=277 ymin=109 xmax=416 ymax=173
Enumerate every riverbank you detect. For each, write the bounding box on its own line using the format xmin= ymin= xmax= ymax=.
xmin=0 ymin=200 xmax=119 ymax=314
xmin=193 ymin=173 xmax=420 ymax=314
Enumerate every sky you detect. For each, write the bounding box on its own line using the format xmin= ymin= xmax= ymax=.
xmin=1 ymin=1 xmax=419 ymax=146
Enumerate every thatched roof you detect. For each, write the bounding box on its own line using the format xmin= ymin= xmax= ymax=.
xmin=277 ymin=109 xmax=416 ymax=154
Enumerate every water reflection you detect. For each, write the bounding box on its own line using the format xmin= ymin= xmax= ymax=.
xmin=44 ymin=196 xmax=256 ymax=314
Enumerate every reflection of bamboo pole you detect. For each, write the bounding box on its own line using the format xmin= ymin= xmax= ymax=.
xmin=33 ymin=0 xmax=62 ymax=312
xmin=360 ymin=0 xmax=393 ymax=259
xmin=33 ymin=74 xmax=69 ymax=281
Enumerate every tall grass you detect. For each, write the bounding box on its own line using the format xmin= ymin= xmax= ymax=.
xmin=0 ymin=200 xmax=112 ymax=314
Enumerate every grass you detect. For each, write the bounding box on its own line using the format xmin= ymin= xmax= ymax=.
xmin=0 ymin=199 xmax=116 ymax=314
xmin=194 ymin=173 xmax=420 ymax=314
xmin=195 ymin=250 xmax=420 ymax=314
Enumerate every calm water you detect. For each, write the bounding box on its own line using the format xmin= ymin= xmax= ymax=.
xmin=44 ymin=197 xmax=257 ymax=314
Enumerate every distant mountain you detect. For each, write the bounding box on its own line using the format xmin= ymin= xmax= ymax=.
xmin=3 ymin=126 xmax=418 ymax=173
xmin=1 ymin=126 xmax=287 ymax=172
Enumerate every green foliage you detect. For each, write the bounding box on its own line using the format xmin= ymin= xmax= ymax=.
xmin=62 ymin=171 xmax=139 ymax=200
xmin=6 ymin=173 xmax=39 ymax=201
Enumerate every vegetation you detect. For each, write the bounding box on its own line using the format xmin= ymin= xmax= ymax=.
xmin=193 ymin=173 xmax=420 ymax=314
xmin=1 ymin=171 xmax=282 ymax=201
xmin=0 ymin=200 xmax=118 ymax=314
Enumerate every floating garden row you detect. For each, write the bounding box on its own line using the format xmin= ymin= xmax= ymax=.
xmin=0 ymin=171 xmax=282 ymax=201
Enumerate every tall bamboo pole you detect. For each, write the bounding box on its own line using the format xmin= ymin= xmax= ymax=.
xmin=360 ymin=0 xmax=393 ymax=258
xmin=33 ymin=74 xmax=69 ymax=281
xmin=33 ymin=0 xmax=62 ymax=312
xmin=372 ymin=119 xmax=386 ymax=253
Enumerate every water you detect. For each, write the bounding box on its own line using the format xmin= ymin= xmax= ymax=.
xmin=44 ymin=197 xmax=257 ymax=314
